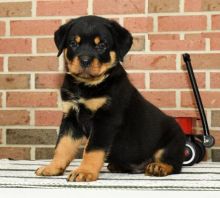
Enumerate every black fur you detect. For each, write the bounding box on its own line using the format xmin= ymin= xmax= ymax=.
xmin=55 ymin=16 xmax=185 ymax=175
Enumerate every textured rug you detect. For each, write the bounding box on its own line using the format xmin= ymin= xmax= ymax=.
xmin=0 ymin=159 xmax=220 ymax=191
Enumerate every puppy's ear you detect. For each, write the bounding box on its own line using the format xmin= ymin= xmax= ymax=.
xmin=54 ymin=20 xmax=75 ymax=57
xmin=109 ymin=20 xmax=133 ymax=61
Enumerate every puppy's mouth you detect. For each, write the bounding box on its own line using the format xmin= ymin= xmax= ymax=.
xmin=75 ymin=68 xmax=101 ymax=79
xmin=65 ymin=51 xmax=116 ymax=80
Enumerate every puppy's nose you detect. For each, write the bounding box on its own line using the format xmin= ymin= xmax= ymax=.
xmin=79 ymin=55 xmax=92 ymax=68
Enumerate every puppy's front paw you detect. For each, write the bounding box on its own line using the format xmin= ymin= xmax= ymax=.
xmin=35 ymin=165 xmax=64 ymax=176
xmin=145 ymin=162 xmax=173 ymax=177
xmin=67 ymin=168 xmax=97 ymax=182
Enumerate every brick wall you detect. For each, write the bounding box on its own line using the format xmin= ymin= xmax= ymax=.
xmin=0 ymin=0 xmax=220 ymax=160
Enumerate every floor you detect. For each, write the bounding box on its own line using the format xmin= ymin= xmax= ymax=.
xmin=0 ymin=159 xmax=220 ymax=191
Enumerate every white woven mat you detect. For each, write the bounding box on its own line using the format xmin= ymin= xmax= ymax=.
xmin=1 ymin=159 xmax=220 ymax=191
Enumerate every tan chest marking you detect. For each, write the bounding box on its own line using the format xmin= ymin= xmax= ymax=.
xmin=79 ymin=97 xmax=108 ymax=112
xmin=62 ymin=101 xmax=79 ymax=114
xmin=62 ymin=97 xmax=108 ymax=114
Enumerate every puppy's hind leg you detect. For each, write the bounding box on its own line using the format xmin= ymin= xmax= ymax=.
xmin=145 ymin=125 xmax=186 ymax=176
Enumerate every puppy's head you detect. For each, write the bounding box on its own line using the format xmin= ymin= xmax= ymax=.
xmin=54 ymin=16 xmax=132 ymax=81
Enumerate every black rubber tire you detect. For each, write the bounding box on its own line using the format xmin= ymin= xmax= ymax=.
xmin=194 ymin=139 xmax=206 ymax=163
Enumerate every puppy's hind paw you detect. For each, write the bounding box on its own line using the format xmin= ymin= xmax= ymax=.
xmin=145 ymin=162 xmax=173 ymax=177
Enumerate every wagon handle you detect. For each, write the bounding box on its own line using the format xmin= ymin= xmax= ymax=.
xmin=182 ymin=53 xmax=215 ymax=147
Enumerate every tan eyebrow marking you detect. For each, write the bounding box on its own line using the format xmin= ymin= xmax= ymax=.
xmin=94 ymin=36 xmax=101 ymax=45
xmin=75 ymin=35 xmax=81 ymax=43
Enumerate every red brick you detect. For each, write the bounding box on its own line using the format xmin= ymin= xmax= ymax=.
xmin=148 ymin=0 xmax=179 ymax=13
xmin=124 ymin=17 xmax=153 ymax=33
xmin=181 ymin=91 xmax=220 ymax=108
xmin=124 ymin=54 xmax=176 ymax=70
xmin=35 ymin=73 xmax=64 ymax=89
xmin=185 ymin=0 xmax=202 ymax=11
xmin=211 ymin=131 xmax=220 ymax=146
xmin=8 ymin=56 xmax=58 ymax=72
xmin=131 ymin=36 xmax=145 ymax=51
xmin=148 ymin=34 xmax=180 ymax=40
xmin=7 ymin=92 xmax=58 ymax=108
xmin=0 ymin=57 xmax=3 ymax=71
xmin=185 ymin=32 xmax=220 ymax=40
xmin=0 ymin=38 xmax=31 ymax=54
xmin=212 ymin=111 xmax=220 ymax=127
xmin=94 ymin=0 xmax=145 ymax=14
xmin=210 ymin=73 xmax=220 ymax=88
xmin=37 ymin=0 xmax=87 ymax=16
xmin=128 ymin=73 xmax=145 ymax=89
xmin=212 ymin=15 xmax=220 ymax=30
xmin=0 ymin=147 xmax=30 ymax=160
xmin=11 ymin=20 xmax=61 ymax=36
xmin=163 ymin=110 xmax=200 ymax=118
xmin=0 ymin=110 xmax=30 ymax=125
xmin=35 ymin=111 xmax=63 ymax=126
xmin=35 ymin=147 xmax=55 ymax=160
xmin=184 ymin=33 xmax=203 ymax=40
xmin=150 ymin=39 xmax=205 ymax=51
xmin=210 ymin=38 xmax=220 ymax=50
xmin=0 ymin=129 xmax=2 ymax=144
xmin=202 ymin=0 xmax=220 ymax=11
xmin=0 ymin=74 xmax=30 ymax=89
xmin=141 ymin=91 xmax=176 ymax=108
xmin=0 ymin=2 xmax=31 ymax=17
xmin=37 ymin=38 xmax=57 ymax=53
xmin=150 ymin=72 xmax=205 ymax=89
xmin=0 ymin=21 xmax=5 ymax=36
xmin=181 ymin=54 xmax=220 ymax=69
xmin=158 ymin=16 xmax=207 ymax=31
xmin=0 ymin=93 xmax=2 ymax=107
xmin=6 ymin=129 xmax=57 ymax=145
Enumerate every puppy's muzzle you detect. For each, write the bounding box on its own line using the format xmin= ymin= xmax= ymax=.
xmin=79 ymin=55 xmax=92 ymax=68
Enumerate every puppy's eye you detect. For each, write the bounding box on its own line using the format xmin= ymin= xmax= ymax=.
xmin=95 ymin=42 xmax=107 ymax=52
xmin=69 ymin=40 xmax=79 ymax=48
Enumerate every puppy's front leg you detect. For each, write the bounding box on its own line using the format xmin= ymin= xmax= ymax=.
xmin=67 ymin=147 xmax=105 ymax=182
xmin=67 ymin=116 xmax=119 ymax=182
xmin=35 ymin=113 xmax=84 ymax=176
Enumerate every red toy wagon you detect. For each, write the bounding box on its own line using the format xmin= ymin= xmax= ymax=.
xmin=176 ymin=54 xmax=215 ymax=166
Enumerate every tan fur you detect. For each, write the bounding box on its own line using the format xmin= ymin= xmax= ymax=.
xmin=75 ymin=35 xmax=81 ymax=43
xmin=35 ymin=136 xmax=83 ymax=176
xmin=68 ymin=56 xmax=81 ymax=74
xmin=71 ymin=74 xmax=109 ymax=86
xmin=94 ymin=36 xmax=101 ymax=45
xmin=154 ymin=149 xmax=164 ymax=163
xmin=79 ymin=97 xmax=108 ymax=111
xmin=90 ymin=51 xmax=116 ymax=76
xmin=145 ymin=162 xmax=173 ymax=176
xmin=64 ymin=49 xmax=82 ymax=74
xmin=62 ymin=101 xmax=78 ymax=114
xmin=64 ymin=50 xmax=116 ymax=86
xmin=67 ymin=149 xmax=105 ymax=182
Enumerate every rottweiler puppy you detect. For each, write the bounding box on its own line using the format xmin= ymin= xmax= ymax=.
xmin=35 ymin=15 xmax=186 ymax=182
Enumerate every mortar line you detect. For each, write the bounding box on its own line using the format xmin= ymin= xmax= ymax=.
xmin=179 ymin=0 xmax=184 ymax=13
xmin=144 ymin=0 xmax=148 ymax=14
xmin=32 ymin=37 xmax=37 ymax=55
xmin=30 ymin=147 xmax=35 ymax=160
xmin=32 ymin=0 xmax=36 ymax=17
xmin=88 ymin=0 xmax=93 ymax=15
